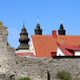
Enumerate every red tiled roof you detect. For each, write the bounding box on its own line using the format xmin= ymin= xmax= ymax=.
xmin=32 ymin=35 xmax=80 ymax=58
xmin=58 ymin=45 xmax=74 ymax=56
xmin=32 ymin=35 xmax=57 ymax=58
xmin=57 ymin=35 xmax=80 ymax=46
xmin=59 ymin=45 xmax=80 ymax=51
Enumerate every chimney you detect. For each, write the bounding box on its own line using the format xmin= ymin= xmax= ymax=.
xmin=52 ymin=30 xmax=57 ymax=38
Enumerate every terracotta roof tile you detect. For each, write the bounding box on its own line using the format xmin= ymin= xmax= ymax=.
xmin=59 ymin=45 xmax=80 ymax=51
xmin=58 ymin=45 xmax=74 ymax=56
xmin=32 ymin=35 xmax=57 ymax=58
xmin=57 ymin=35 xmax=80 ymax=46
xmin=32 ymin=35 xmax=80 ymax=58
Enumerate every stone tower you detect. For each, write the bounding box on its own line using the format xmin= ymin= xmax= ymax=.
xmin=0 ymin=21 xmax=15 ymax=74
xmin=34 ymin=23 xmax=42 ymax=35
xmin=17 ymin=24 xmax=30 ymax=50
xmin=0 ymin=21 xmax=8 ymax=42
xmin=58 ymin=23 xmax=66 ymax=35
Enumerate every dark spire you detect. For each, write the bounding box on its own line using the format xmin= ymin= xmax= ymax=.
xmin=17 ymin=24 xmax=30 ymax=50
xmin=58 ymin=23 xmax=66 ymax=35
xmin=34 ymin=23 xmax=42 ymax=35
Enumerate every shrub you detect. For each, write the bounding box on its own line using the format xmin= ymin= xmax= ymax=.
xmin=17 ymin=77 xmax=31 ymax=80
xmin=16 ymin=61 xmax=18 ymax=64
xmin=56 ymin=70 xmax=72 ymax=80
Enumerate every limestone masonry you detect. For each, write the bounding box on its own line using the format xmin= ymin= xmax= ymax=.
xmin=0 ymin=22 xmax=80 ymax=80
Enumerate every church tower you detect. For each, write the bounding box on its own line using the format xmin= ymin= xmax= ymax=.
xmin=17 ymin=24 xmax=30 ymax=50
xmin=34 ymin=23 xmax=42 ymax=35
xmin=58 ymin=23 xmax=66 ymax=35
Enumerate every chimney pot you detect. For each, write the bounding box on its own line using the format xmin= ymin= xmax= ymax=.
xmin=52 ymin=30 xmax=57 ymax=38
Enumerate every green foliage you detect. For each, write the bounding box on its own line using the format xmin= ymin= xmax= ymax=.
xmin=56 ymin=70 xmax=72 ymax=80
xmin=16 ymin=61 xmax=18 ymax=64
xmin=17 ymin=77 xmax=31 ymax=80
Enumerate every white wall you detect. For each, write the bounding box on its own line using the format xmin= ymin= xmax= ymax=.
xmin=57 ymin=47 xmax=65 ymax=56
xmin=29 ymin=38 xmax=36 ymax=55
xmin=15 ymin=50 xmax=31 ymax=53
xmin=75 ymin=51 xmax=80 ymax=56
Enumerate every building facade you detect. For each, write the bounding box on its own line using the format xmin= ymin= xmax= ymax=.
xmin=15 ymin=22 xmax=80 ymax=58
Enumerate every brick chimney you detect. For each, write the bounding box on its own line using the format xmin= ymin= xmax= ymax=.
xmin=52 ymin=30 xmax=57 ymax=38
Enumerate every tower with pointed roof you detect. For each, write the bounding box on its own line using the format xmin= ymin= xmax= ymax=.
xmin=17 ymin=24 xmax=30 ymax=50
xmin=58 ymin=23 xmax=66 ymax=35
xmin=34 ymin=23 xmax=42 ymax=35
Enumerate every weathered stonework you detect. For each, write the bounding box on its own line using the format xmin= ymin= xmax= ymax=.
xmin=1 ymin=46 xmax=80 ymax=80
xmin=1 ymin=22 xmax=80 ymax=80
xmin=0 ymin=23 xmax=15 ymax=80
xmin=14 ymin=57 xmax=80 ymax=80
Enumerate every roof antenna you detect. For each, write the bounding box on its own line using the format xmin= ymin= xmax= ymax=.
xmin=37 ymin=15 xmax=40 ymax=23
xmin=60 ymin=16 xmax=63 ymax=24
xmin=23 ymin=19 xmax=25 ymax=28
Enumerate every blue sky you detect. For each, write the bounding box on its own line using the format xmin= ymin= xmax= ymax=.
xmin=0 ymin=0 xmax=80 ymax=48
